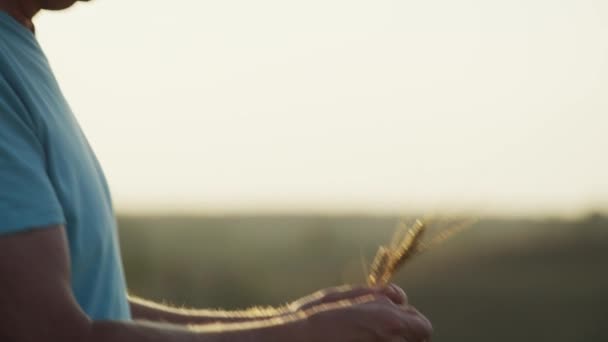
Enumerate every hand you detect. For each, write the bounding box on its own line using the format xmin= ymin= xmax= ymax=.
xmin=301 ymin=293 xmax=432 ymax=342
xmin=287 ymin=283 xmax=408 ymax=313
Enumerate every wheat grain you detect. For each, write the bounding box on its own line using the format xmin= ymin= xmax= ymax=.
xmin=368 ymin=246 xmax=391 ymax=286
xmin=367 ymin=217 xmax=475 ymax=286
xmin=367 ymin=220 xmax=425 ymax=286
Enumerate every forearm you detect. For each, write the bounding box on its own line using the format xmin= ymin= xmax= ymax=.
xmin=88 ymin=320 xmax=210 ymax=342
xmin=86 ymin=314 xmax=306 ymax=342
xmin=129 ymin=296 xmax=289 ymax=325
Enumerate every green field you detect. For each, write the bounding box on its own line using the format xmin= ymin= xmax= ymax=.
xmin=118 ymin=213 xmax=607 ymax=342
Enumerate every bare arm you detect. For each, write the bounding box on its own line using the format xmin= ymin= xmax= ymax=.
xmin=0 ymin=225 xmax=431 ymax=342
xmin=129 ymin=285 xmax=407 ymax=326
xmin=129 ymin=296 xmax=285 ymax=325
xmin=0 ymin=225 xmax=305 ymax=342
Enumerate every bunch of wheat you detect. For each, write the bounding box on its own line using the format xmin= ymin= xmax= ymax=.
xmin=367 ymin=217 xmax=475 ymax=286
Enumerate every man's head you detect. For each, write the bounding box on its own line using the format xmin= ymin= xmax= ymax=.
xmin=0 ymin=0 xmax=91 ymax=31
xmin=39 ymin=0 xmax=90 ymax=11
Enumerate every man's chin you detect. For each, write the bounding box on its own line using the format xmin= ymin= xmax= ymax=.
xmin=43 ymin=0 xmax=91 ymax=11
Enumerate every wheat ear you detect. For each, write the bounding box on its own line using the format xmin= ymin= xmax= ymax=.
xmin=367 ymin=220 xmax=426 ymax=286
xmin=367 ymin=217 xmax=476 ymax=287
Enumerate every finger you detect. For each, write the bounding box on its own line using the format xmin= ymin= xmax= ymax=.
xmin=379 ymin=283 xmax=408 ymax=305
xmin=318 ymin=286 xmax=376 ymax=304
xmin=358 ymin=300 xmax=431 ymax=342
xmin=389 ymin=338 xmax=407 ymax=342
xmin=314 ymin=284 xmax=406 ymax=307
xmin=394 ymin=308 xmax=433 ymax=342
xmin=294 ymin=285 xmax=374 ymax=311
xmin=400 ymin=305 xmax=432 ymax=329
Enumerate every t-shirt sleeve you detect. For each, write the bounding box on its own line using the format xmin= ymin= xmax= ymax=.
xmin=0 ymin=99 xmax=65 ymax=235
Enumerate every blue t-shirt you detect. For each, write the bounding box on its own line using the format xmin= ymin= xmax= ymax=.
xmin=0 ymin=12 xmax=131 ymax=320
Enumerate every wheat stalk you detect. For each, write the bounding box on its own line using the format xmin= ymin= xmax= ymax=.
xmin=367 ymin=246 xmax=391 ymax=286
xmin=368 ymin=219 xmax=426 ymax=286
xmin=367 ymin=217 xmax=475 ymax=286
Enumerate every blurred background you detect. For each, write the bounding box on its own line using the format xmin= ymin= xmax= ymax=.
xmin=36 ymin=1 xmax=607 ymax=341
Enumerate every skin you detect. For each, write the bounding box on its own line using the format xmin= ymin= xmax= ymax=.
xmin=0 ymin=225 xmax=432 ymax=342
xmin=0 ymin=1 xmax=433 ymax=341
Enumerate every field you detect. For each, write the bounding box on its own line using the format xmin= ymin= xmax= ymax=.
xmin=118 ymin=213 xmax=607 ymax=341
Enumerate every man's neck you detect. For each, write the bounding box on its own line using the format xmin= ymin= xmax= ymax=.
xmin=0 ymin=0 xmax=40 ymax=32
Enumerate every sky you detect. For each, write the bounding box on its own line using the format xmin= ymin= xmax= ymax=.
xmin=33 ymin=0 xmax=608 ymax=216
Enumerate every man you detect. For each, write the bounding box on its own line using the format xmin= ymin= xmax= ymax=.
xmin=0 ymin=1 xmax=432 ymax=341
